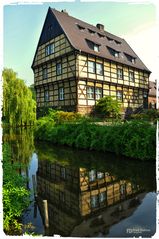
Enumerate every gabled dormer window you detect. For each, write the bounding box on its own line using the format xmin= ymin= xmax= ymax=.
xmin=88 ymin=29 xmax=96 ymax=35
xmin=77 ymin=24 xmax=85 ymax=31
xmin=86 ymin=39 xmax=100 ymax=52
xmin=97 ymin=33 xmax=105 ymax=38
xmin=45 ymin=43 xmax=55 ymax=56
xmin=107 ymin=47 xmax=120 ymax=58
xmin=107 ymin=36 xmax=114 ymax=43
xmin=115 ymin=40 xmax=121 ymax=45
xmin=125 ymin=53 xmax=136 ymax=64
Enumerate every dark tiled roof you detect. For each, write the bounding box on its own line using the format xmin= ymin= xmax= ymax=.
xmin=51 ymin=8 xmax=151 ymax=73
xmin=149 ymin=81 xmax=156 ymax=96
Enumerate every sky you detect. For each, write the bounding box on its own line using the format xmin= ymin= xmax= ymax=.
xmin=3 ymin=0 xmax=159 ymax=86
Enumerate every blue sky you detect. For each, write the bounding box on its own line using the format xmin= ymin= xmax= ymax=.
xmin=3 ymin=1 xmax=157 ymax=86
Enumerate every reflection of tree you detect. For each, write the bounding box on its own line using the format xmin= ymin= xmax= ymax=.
xmin=3 ymin=127 xmax=35 ymax=167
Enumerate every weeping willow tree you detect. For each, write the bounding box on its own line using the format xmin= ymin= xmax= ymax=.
xmin=3 ymin=68 xmax=36 ymax=126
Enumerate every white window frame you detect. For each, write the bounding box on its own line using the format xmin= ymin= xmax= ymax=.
xmin=87 ymin=87 xmax=94 ymax=99
xmin=96 ymin=63 xmax=103 ymax=75
xmin=88 ymin=61 xmax=95 ymax=73
xmin=45 ymin=43 xmax=55 ymax=56
xmin=129 ymin=71 xmax=135 ymax=82
xmin=95 ymin=88 xmax=102 ymax=100
xmin=56 ymin=62 xmax=62 ymax=75
xmin=117 ymin=90 xmax=123 ymax=101
xmin=117 ymin=68 xmax=123 ymax=79
xmin=94 ymin=44 xmax=99 ymax=52
xmin=59 ymin=87 xmax=64 ymax=100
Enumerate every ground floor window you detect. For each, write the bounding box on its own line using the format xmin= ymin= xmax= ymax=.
xmin=44 ymin=90 xmax=49 ymax=102
xmin=59 ymin=87 xmax=64 ymax=100
xmin=87 ymin=86 xmax=94 ymax=99
xmin=116 ymin=90 xmax=123 ymax=101
xmin=95 ymin=88 xmax=102 ymax=100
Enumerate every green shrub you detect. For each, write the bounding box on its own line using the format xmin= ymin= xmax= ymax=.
xmin=94 ymin=96 xmax=121 ymax=118
xmin=35 ymin=119 xmax=156 ymax=161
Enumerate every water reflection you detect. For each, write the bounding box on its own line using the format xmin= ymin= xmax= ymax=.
xmin=35 ymin=143 xmax=156 ymax=237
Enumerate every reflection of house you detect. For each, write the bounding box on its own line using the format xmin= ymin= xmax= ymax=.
xmin=36 ymin=159 xmax=144 ymax=236
xmin=32 ymin=8 xmax=150 ymax=116
xmin=148 ymin=81 xmax=158 ymax=109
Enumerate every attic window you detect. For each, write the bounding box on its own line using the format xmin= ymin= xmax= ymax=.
xmin=115 ymin=40 xmax=121 ymax=45
xmin=125 ymin=53 xmax=136 ymax=64
xmin=97 ymin=33 xmax=105 ymax=38
xmin=88 ymin=29 xmax=96 ymax=35
xmin=107 ymin=37 xmax=114 ymax=43
xmin=107 ymin=47 xmax=120 ymax=58
xmin=86 ymin=39 xmax=100 ymax=52
xmin=77 ymin=24 xmax=85 ymax=31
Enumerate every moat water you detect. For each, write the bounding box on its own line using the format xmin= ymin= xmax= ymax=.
xmin=3 ymin=128 xmax=156 ymax=237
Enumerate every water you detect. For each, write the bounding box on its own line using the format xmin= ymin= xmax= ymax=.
xmin=3 ymin=128 xmax=156 ymax=237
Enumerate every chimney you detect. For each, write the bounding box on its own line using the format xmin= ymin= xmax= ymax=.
xmin=96 ymin=23 xmax=104 ymax=31
xmin=61 ymin=9 xmax=68 ymax=15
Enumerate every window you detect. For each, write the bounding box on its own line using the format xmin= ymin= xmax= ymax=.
xmin=45 ymin=43 xmax=55 ymax=56
xmin=59 ymin=87 xmax=64 ymax=100
xmin=43 ymin=68 xmax=48 ymax=79
xmin=56 ymin=62 xmax=62 ymax=75
xmin=107 ymin=47 xmax=120 ymax=58
xmin=91 ymin=195 xmax=99 ymax=208
xmin=97 ymin=172 xmax=104 ymax=179
xmin=129 ymin=71 xmax=135 ymax=82
xmin=95 ymin=88 xmax=102 ymax=100
xmin=115 ymin=40 xmax=121 ymax=45
xmin=87 ymin=87 xmax=94 ymax=99
xmin=96 ymin=63 xmax=103 ymax=75
xmin=88 ymin=61 xmax=95 ymax=73
xmin=99 ymin=192 xmax=106 ymax=203
xmin=117 ymin=68 xmax=123 ymax=79
xmin=117 ymin=90 xmax=123 ymax=101
xmin=77 ymin=24 xmax=85 ymax=31
xmin=125 ymin=53 xmax=136 ymax=64
xmin=61 ymin=167 xmax=66 ymax=179
xmin=94 ymin=44 xmax=99 ymax=52
xmin=88 ymin=29 xmax=96 ymax=35
xmin=89 ymin=170 xmax=96 ymax=182
xmin=97 ymin=33 xmax=105 ymax=38
xmin=86 ymin=39 xmax=100 ymax=52
xmin=44 ymin=90 xmax=49 ymax=102
xmin=107 ymin=36 xmax=114 ymax=42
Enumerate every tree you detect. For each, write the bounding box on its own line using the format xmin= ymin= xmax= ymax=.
xmin=3 ymin=68 xmax=36 ymax=126
xmin=95 ymin=96 xmax=121 ymax=118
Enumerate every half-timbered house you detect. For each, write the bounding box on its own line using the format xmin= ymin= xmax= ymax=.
xmin=32 ymin=7 xmax=151 ymax=115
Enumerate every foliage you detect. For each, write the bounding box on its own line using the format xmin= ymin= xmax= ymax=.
xmin=94 ymin=96 xmax=121 ymax=118
xmin=3 ymin=68 xmax=36 ymax=126
xmin=29 ymin=84 xmax=36 ymax=101
xmin=35 ymin=119 xmax=156 ymax=161
xmin=130 ymin=109 xmax=159 ymax=123
xmin=3 ymin=144 xmax=30 ymax=234
xmin=48 ymin=109 xmax=82 ymax=124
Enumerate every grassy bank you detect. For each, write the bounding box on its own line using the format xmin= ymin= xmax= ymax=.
xmin=35 ymin=118 xmax=156 ymax=161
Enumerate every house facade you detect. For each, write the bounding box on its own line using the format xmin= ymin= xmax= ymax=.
xmin=148 ymin=81 xmax=158 ymax=109
xmin=32 ymin=8 xmax=151 ymax=115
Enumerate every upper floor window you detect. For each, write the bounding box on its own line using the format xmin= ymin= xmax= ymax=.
xmin=43 ymin=68 xmax=48 ymax=79
xmin=56 ymin=62 xmax=62 ymax=75
xmin=96 ymin=63 xmax=103 ymax=75
xmin=129 ymin=71 xmax=135 ymax=82
xmin=88 ymin=61 xmax=103 ymax=75
xmin=117 ymin=68 xmax=123 ymax=79
xmin=59 ymin=87 xmax=64 ymax=100
xmin=86 ymin=39 xmax=100 ymax=52
xmin=95 ymin=88 xmax=102 ymax=100
xmin=45 ymin=43 xmax=55 ymax=56
xmin=88 ymin=61 xmax=95 ymax=73
xmin=89 ymin=170 xmax=96 ymax=182
xmin=44 ymin=90 xmax=49 ymax=102
xmin=117 ymin=90 xmax=123 ymax=101
xmin=87 ymin=86 xmax=94 ymax=99
xmin=125 ymin=53 xmax=136 ymax=64
xmin=107 ymin=47 xmax=120 ymax=58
